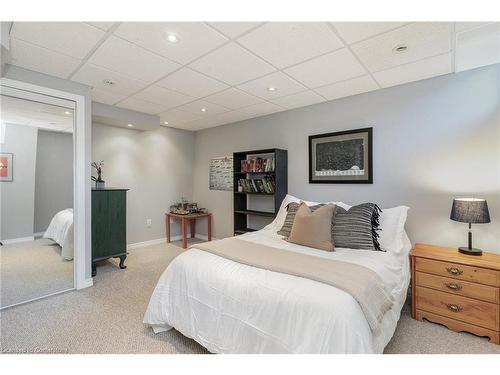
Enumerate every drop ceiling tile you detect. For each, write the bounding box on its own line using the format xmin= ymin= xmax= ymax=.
xmin=331 ymin=22 xmax=409 ymax=44
xmin=314 ymin=75 xmax=379 ymax=101
xmin=237 ymin=71 xmax=307 ymax=99
xmin=88 ymin=35 xmax=180 ymax=82
xmin=189 ymin=42 xmax=275 ymax=85
xmin=208 ymin=22 xmax=263 ymax=38
xmin=238 ymin=102 xmax=285 ymax=116
xmin=284 ymin=48 xmax=366 ymax=88
xmin=204 ymin=88 xmax=263 ymax=109
xmin=455 ymin=22 xmax=492 ymax=33
xmin=85 ymin=22 xmax=116 ymax=31
xmin=238 ymin=22 xmax=344 ymax=69
xmin=159 ymin=108 xmax=202 ymax=127
xmin=156 ymin=67 xmax=228 ymax=98
xmin=72 ymin=63 xmax=149 ymax=96
xmin=176 ymin=99 xmax=230 ymax=116
xmin=133 ymin=85 xmax=196 ymax=109
xmin=269 ymin=90 xmax=325 ymax=109
xmin=10 ymin=22 xmax=105 ymax=59
xmin=212 ymin=111 xmax=253 ymax=125
xmin=114 ymin=22 xmax=228 ymax=65
xmin=373 ymin=53 xmax=452 ymax=88
xmin=116 ymin=97 xmax=167 ymax=115
xmin=455 ymin=23 xmax=500 ymax=73
xmin=9 ymin=38 xmax=81 ymax=79
xmin=351 ymin=22 xmax=452 ymax=73
xmin=91 ymin=87 xmax=128 ymax=105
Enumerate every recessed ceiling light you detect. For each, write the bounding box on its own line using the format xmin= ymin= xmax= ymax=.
xmin=200 ymin=108 xmax=207 ymax=112
xmin=392 ymin=44 xmax=408 ymax=54
xmin=103 ymin=79 xmax=115 ymax=86
xmin=127 ymin=124 xmax=133 ymax=127
xmin=166 ymin=33 xmax=178 ymax=43
xmin=164 ymin=121 xmax=169 ymax=125
xmin=267 ymin=87 xmax=277 ymax=92
xmin=64 ymin=111 xmax=71 ymax=115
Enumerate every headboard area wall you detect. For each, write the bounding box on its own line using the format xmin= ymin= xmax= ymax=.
xmin=193 ymin=64 xmax=500 ymax=252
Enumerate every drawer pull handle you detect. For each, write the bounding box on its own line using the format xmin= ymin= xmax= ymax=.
xmin=446 ymin=267 xmax=463 ymax=276
xmin=445 ymin=303 xmax=463 ymax=313
xmin=445 ymin=283 xmax=462 ymax=291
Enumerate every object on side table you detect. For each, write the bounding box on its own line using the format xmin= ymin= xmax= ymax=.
xmin=450 ymin=198 xmax=491 ymax=256
xmin=169 ymin=198 xmax=207 ymax=215
xmin=92 ymin=188 xmax=129 ymax=276
xmin=165 ymin=212 xmax=212 ymax=249
xmin=410 ymin=243 xmax=500 ymax=345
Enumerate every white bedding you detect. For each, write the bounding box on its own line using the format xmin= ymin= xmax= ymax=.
xmin=43 ymin=208 xmax=74 ymax=260
xmin=143 ymin=225 xmax=411 ymax=354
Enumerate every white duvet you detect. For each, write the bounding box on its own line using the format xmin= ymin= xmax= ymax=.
xmin=43 ymin=208 xmax=74 ymax=260
xmin=144 ymin=225 xmax=411 ymax=354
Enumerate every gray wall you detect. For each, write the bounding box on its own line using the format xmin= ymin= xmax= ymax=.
xmin=34 ymin=130 xmax=73 ymax=233
xmin=193 ymin=64 xmax=500 ymax=253
xmin=92 ymin=123 xmax=195 ymax=244
xmin=0 ymin=124 xmax=38 ymax=240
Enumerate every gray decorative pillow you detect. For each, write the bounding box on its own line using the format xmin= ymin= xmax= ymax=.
xmin=332 ymin=203 xmax=382 ymax=251
xmin=277 ymin=202 xmax=325 ymax=237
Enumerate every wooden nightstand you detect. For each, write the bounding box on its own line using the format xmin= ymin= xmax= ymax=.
xmin=411 ymin=243 xmax=500 ymax=344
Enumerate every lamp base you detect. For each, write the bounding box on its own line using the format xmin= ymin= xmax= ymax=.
xmin=458 ymin=247 xmax=483 ymax=256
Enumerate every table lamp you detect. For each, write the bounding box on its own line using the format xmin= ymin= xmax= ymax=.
xmin=450 ymin=198 xmax=491 ymax=256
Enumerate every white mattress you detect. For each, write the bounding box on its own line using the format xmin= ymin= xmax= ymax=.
xmin=144 ymin=226 xmax=411 ymax=353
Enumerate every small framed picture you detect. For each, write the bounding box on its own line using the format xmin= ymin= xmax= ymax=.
xmin=309 ymin=127 xmax=373 ymax=184
xmin=0 ymin=153 xmax=13 ymax=182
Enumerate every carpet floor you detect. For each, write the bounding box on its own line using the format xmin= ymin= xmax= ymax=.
xmin=1 ymin=241 xmax=499 ymax=354
xmin=0 ymin=239 xmax=74 ymax=308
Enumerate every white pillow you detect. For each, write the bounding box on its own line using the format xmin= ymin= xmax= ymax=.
xmin=378 ymin=206 xmax=410 ymax=254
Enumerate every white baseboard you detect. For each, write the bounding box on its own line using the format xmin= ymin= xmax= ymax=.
xmin=2 ymin=236 xmax=35 ymax=245
xmin=127 ymin=234 xmax=216 ymax=250
xmin=33 ymin=232 xmax=45 ymax=238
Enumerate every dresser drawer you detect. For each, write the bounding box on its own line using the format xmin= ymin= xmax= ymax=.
xmin=415 ymin=272 xmax=500 ymax=304
xmin=415 ymin=257 xmax=500 ymax=287
xmin=416 ymin=286 xmax=499 ymax=331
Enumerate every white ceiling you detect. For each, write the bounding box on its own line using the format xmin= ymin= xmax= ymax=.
xmin=6 ymin=22 xmax=500 ymax=131
xmin=0 ymin=95 xmax=74 ymax=133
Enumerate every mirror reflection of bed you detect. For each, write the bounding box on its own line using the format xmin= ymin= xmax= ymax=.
xmin=0 ymin=94 xmax=74 ymax=309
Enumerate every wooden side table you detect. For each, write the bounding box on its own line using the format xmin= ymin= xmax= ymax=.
xmin=165 ymin=212 xmax=212 ymax=249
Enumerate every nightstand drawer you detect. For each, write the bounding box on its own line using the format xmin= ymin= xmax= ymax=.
xmin=415 ymin=272 xmax=500 ymax=304
xmin=415 ymin=257 xmax=500 ymax=287
xmin=416 ymin=286 xmax=499 ymax=330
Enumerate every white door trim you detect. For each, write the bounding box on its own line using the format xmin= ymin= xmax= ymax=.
xmin=1 ymin=77 xmax=92 ymax=290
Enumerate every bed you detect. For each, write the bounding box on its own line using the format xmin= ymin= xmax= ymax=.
xmin=144 ymin=197 xmax=411 ymax=354
xmin=43 ymin=208 xmax=74 ymax=261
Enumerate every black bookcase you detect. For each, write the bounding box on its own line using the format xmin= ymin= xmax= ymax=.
xmin=233 ymin=148 xmax=287 ymax=236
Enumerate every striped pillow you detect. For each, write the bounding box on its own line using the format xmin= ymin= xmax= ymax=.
xmin=277 ymin=202 xmax=325 ymax=237
xmin=332 ymin=203 xmax=382 ymax=251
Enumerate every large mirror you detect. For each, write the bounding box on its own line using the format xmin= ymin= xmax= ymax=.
xmin=0 ymin=94 xmax=75 ymax=308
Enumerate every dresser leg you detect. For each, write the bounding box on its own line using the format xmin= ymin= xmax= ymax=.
xmin=118 ymin=255 xmax=127 ymax=269
xmin=92 ymin=262 xmax=97 ymax=277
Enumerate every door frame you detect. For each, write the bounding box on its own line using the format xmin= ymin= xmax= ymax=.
xmin=1 ymin=77 xmax=92 ymax=291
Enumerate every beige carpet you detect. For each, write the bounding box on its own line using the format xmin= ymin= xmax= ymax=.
xmin=1 ymin=240 xmax=499 ymax=354
xmin=0 ymin=239 xmax=74 ymax=308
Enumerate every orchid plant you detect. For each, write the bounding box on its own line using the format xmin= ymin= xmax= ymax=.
xmin=91 ymin=161 xmax=104 ymax=183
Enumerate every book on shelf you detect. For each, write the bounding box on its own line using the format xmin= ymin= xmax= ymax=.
xmin=241 ymin=157 xmax=275 ymax=173
xmin=237 ymin=176 xmax=275 ymax=194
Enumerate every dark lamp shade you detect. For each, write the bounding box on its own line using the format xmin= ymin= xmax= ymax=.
xmin=450 ymin=198 xmax=491 ymax=224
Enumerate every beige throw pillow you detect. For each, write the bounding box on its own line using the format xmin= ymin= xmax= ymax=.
xmin=287 ymin=202 xmax=335 ymax=251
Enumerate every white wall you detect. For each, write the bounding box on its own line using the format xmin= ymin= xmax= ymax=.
xmin=34 ymin=129 xmax=73 ymax=234
xmin=92 ymin=123 xmax=195 ymax=245
xmin=192 ymin=65 xmax=500 ymax=253
xmin=0 ymin=124 xmax=38 ymax=240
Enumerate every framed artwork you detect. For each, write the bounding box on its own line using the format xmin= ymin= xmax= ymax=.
xmin=209 ymin=156 xmax=233 ymax=191
xmin=0 ymin=153 xmax=13 ymax=182
xmin=309 ymin=127 xmax=373 ymax=184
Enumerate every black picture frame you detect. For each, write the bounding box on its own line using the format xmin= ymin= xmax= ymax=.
xmin=308 ymin=127 xmax=373 ymax=184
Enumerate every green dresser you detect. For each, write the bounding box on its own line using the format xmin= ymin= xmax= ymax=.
xmin=91 ymin=188 xmax=128 ymax=276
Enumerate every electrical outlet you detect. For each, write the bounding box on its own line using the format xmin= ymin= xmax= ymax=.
xmin=146 ymin=219 xmax=152 ymax=228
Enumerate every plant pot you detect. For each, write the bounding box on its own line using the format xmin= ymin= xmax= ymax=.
xmin=95 ymin=180 xmax=105 ymax=189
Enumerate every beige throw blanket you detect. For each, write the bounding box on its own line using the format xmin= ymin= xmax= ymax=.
xmin=192 ymin=238 xmax=394 ymax=333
